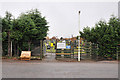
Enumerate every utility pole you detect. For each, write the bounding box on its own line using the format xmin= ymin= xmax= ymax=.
xmin=78 ymin=11 xmax=81 ymax=61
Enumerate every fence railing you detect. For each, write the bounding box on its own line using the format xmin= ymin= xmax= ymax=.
xmin=2 ymin=39 xmax=119 ymax=61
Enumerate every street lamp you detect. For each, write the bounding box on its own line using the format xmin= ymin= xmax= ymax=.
xmin=78 ymin=11 xmax=81 ymax=61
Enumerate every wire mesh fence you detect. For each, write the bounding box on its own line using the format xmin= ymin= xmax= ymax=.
xmin=2 ymin=40 xmax=46 ymax=60
xmin=2 ymin=38 xmax=119 ymax=61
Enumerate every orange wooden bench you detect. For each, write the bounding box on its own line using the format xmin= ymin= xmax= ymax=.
xmin=20 ymin=51 xmax=31 ymax=60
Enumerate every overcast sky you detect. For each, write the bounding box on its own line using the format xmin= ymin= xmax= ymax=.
xmin=0 ymin=1 xmax=118 ymax=38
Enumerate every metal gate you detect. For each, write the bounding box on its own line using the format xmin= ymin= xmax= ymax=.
xmin=43 ymin=38 xmax=100 ymax=61
xmin=55 ymin=39 xmax=98 ymax=61
xmin=56 ymin=39 xmax=72 ymax=59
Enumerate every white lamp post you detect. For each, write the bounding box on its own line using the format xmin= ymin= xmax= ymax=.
xmin=78 ymin=11 xmax=81 ymax=61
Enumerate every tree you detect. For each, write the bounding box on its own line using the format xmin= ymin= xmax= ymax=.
xmin=51 ymin=36 xmax=57 ymax=40
xmin=10 ymin=18 xmax=23 ymax=56
xmin=60 ymin=37 xmax=63 ymax=40
xmin=2 ymin=11 xmax=13 ymax=57
xmin=2 ymin=9 xmax=49 ymax=56
xmin=0 ymin=17 xmax=3 ymax=43
xmin=17 ymin=14 xmax=36 ymax=51
xmin=108 ymin=16 xmax=120 ymax=45
xmin=26 ymin=9 xmax=49 ymax=40
xmin=16 ymin=9 xmax=49 ymax=51
xmin=80 ymin=16 xmax=120 ymax=59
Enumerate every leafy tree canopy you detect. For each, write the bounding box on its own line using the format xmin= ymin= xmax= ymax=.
xmin=80 ymin=15 xmax=120 ymax=59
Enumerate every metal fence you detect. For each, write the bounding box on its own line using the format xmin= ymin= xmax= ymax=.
xmin=2 ymin=40 xmax=46 ymax=60
xmin=55 ymin=39 xmax=119 ymax=61
xmin=2 ymin=39 xmax=119 ymax=61
xmin=71 ymin=40 xmax=98 ymax=60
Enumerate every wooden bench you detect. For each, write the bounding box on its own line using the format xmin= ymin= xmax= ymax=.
xmin=20 ymin=51 xmax=31 ymax=60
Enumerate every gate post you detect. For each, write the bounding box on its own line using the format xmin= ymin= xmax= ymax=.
xmin=90 ymin=42 xmax=92 ymax=60
xmin=117 ymin=44 xmax=120 ymax=60
xmin=71 ymin=41 xmax=74 ymax=58
xmin=40 ymin=40 xmax=43 ymax=60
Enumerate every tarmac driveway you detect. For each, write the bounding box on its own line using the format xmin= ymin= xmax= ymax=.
xmin=2 ymin=53 xmax=118 ymax=78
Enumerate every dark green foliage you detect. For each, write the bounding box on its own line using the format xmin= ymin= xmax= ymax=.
xmin=2 ymin=9 xmax=49 ymax=56
xmin=2 ymin=11 xmax=13 ymax=56
xmin=80 ymin=16 xmax=120 ymax=60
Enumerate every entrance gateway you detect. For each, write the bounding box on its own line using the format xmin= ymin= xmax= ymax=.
xmin=44 ymin=38 xmax=92 ymax=61
xmin=30 ymin=38 xmax=98 ymax=61
xmin=56 ymin=39 xmax=79 ymax=59
xmin=56 ymin=40 xmax=71 ymax=59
